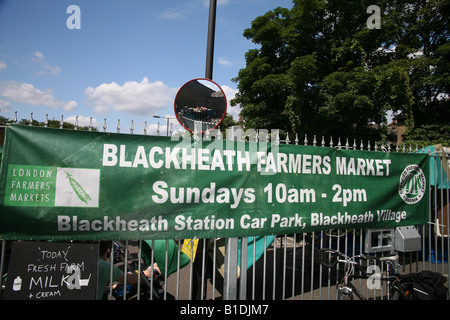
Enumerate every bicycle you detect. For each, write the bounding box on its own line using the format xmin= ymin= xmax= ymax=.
xmin=318 ymin=248 xmax=405 ymax=300
xmin=105 ymin=241 xmax=174 ymax=300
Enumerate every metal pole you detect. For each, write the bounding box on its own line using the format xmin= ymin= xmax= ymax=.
xmin=189 ymin=0 xmax=217 ymax=300
xmin=223 ymin=127 xmax=240 ymax=300
xmin=205 ymin=0 xmax=217 ymax=80
xmin=152 ymin=115 xmax=173 ymax=136
xmin=166 ymin=117 xmax=169 ymax=136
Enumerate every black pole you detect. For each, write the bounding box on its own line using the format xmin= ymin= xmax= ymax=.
xmin=191 ymin=0 xmax=217 ymax=300
xmin=205 ymin=0 xmax=217 ymax=80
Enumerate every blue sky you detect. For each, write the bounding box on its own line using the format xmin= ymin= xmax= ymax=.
xmin=0 ymin=0 xmax=294 ymax=135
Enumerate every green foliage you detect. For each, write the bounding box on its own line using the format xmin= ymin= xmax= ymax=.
xmin=232 ymin=0 xmax=449 ymax=145
xmin=404 ymin=124 xmax=450 ymax=146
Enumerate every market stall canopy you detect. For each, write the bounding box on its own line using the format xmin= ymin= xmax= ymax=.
xmin=417 ymin=145 xmax=449 ymax=188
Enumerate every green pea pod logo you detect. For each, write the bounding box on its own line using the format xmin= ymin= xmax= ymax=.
xmin=65 ymin=171 xmax=92 ymax=204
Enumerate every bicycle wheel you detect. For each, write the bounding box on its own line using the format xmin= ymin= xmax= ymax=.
xmin=390 ymin=283 xmax=413 ymax=300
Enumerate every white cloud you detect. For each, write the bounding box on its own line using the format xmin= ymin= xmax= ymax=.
xmin=0 ymin=61 xmax=7 ymax=72
xmin=220 ymin=84 xmax=240 ymax=120
xmin=84 ymin=77 xmax=178 ymax=116
xmin=160 ymin=8 xmax=187 ymax=20
xmin=63 ymin=100 xmax=77 ymax=112
xmin=0 ymin=99 xmax=12 ymax=113
xmin=37 ymin=63 xmax=61 ymax=76
xmin=48 ymin=65 xmax=62 ymax=75
xmin=33 ymin=50 xmax=44 ymax=61
xmin=0 ymin=80 xmax=77 ymax=110
xmin=32 ymin=50 xmax=62 ymax=76
xmin=159 ymin=1 xmax=196 ymax=20
xmin=218 ymin=57 xmax=231 ymax=66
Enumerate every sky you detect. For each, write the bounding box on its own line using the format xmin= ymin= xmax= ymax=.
xmin=0 ymin=0 xmax=294 ymax=135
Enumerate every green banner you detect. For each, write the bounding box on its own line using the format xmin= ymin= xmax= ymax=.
xmin=0 ymin=125 xmax=429 ymax=240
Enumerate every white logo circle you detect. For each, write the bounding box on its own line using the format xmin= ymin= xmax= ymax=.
xmin=398 ymin=165 xmax=426 ymax=204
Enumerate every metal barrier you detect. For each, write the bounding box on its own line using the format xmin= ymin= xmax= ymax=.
xmin=0 ymin=116 xmax=448 ymax=300
xmin=179 ymin=114 xmax=218 ymax=133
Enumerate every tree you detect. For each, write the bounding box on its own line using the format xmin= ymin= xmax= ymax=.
xmin=232 ymin=0 xmax=449 ymax=144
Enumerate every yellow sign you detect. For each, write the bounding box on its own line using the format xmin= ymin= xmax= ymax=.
xmin=182 ymin=238 xmax=199 ymax=262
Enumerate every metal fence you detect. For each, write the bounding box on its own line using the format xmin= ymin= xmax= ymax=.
xmin=179 ymin=114 xmax=218 ymax=133
xmin=0 ymin=115 xmax=448 ymax=300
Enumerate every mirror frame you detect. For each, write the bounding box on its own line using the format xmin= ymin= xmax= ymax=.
xmin=174 ymin=78 xmax=227 ymax=133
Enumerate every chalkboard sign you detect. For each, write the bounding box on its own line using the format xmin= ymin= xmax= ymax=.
xmin=3 ymin=241 xmax=99 ymax=300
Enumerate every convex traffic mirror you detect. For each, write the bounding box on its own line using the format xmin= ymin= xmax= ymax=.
xmin=174 ymin=78 xmax=227 ymax=133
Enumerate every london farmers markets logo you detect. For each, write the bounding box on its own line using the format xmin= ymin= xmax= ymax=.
xmin=5 ymin=165 xmax=100 ymax=208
